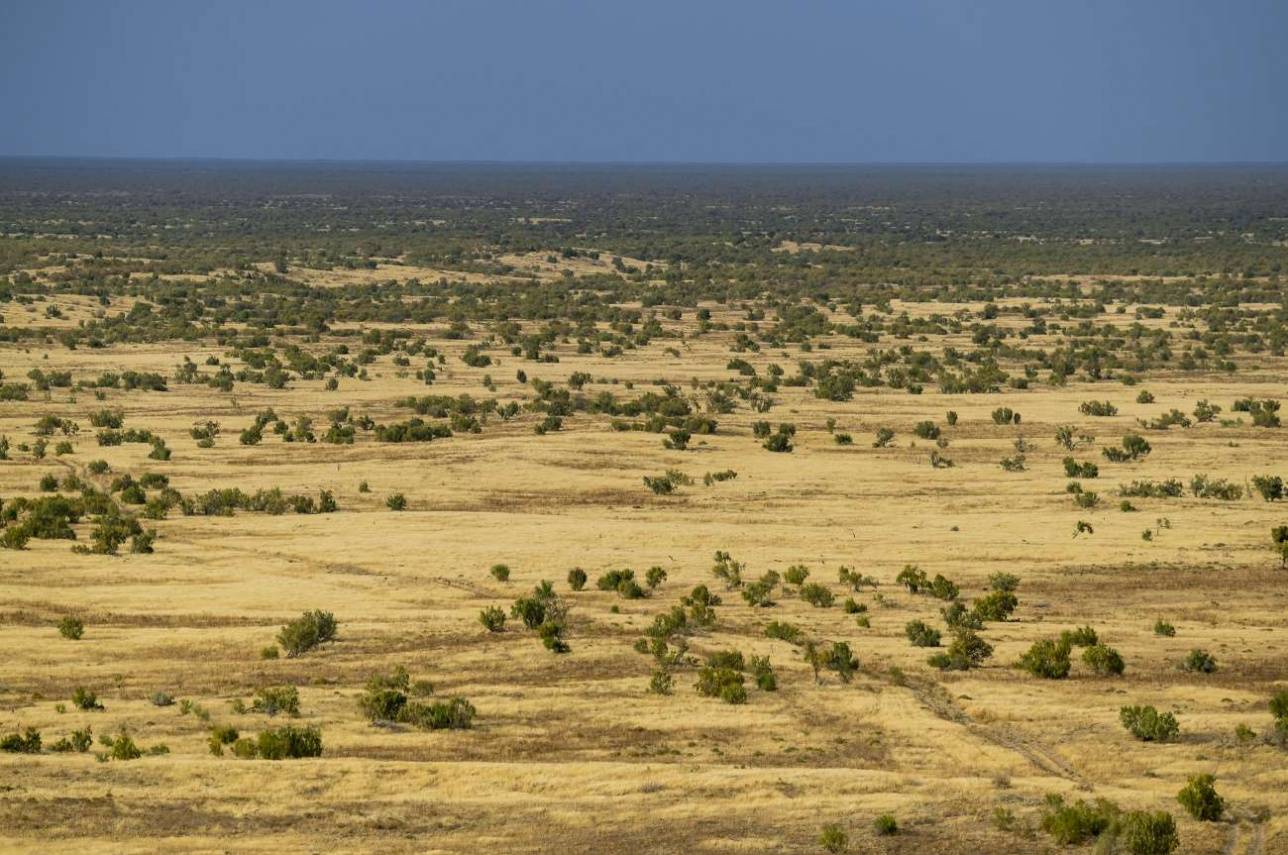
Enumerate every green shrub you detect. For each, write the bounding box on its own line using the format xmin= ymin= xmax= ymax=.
xmin=399 ymin=697 xmax=477 ymax=731
xmin=489 ymin=563 xmax=511 ymax=582
xmin=276 ymin=610 xmax=338 ymax=657
xmin=913 ymin=420 xmax=940 ymax=439
xmin=764 ymin=621 xmax=803 ymax=644
xmin=972 ymin=590 xmax=1017 ymax=622
xmin=648 ymin=670 xmax=673 ymax=695
xmin=1082 ymin=644 xmax=1125 ymax=676
xmin=695 ymin=666 xmax=746 ymax=704
xmin=1017 ymin=638 xmax=1071 ymax=679
xmin=928 ymin=630 xmax=993 ymax=671
xmin=1063 ymin=457 xmax=1099 ymax=478
xmin=208 ymin=724 xmax=240 ymax=755
xmin=819 ymin=823 xmax=848 ymax=853
xmin=905 ymin=620 xmax=941 ymax=647
xmin=1115 ymin=810 xmax=1179 ymax=855
xmin=1061 ymin=625 xmax=1098 ymax=647
xmin=988 ymin=572 xmax=1020 ymax=592
xmin=1189 ymin=473 xmax=1243 ymax=501
xmin=825 ymin=641 xmax=858 ymax=683
xmin=57 ymin=616 xmax=84 ymax=640
xmin=1176 ymin=774 xmax=1223 ymax=821
xmin=251 ymin=685 xmax=300 ymax=717
xmin=799 ymin=583 xmax=834 ymax=608
xmin=1179 ymin=648 xmax=1216 ymax=674
xmin=567 ymin=567 xmax=587 ymax=590
xmin=1252 ymin=474 xmax=1285 ymax=502
xmin=873 ymin=814 xmax=898 ymax=835
xmin=749 ymin=655 xmax=776 ymax=691
xmin=1080 ymin=400 xmax=1118 ymax=417
xmin=385 ymin=493 xmax=407 ymax=511
xmin=927 ymin=574 xmax=958 ymax=600
xmin=645 ymin=566 xmax=667 ymax=590
xmin=0 ymin=728 xmax=42 ymax=753
xmin=49 ymin=727 xmax=93 ymax=753
xmin=1120 ymin=705 xmax=1179 ymax=742
xmin=100 ymin=731 xmax=144 ymax=761
xmin=1270 ymin=689 xmax=1288 ymax=724
xmin=72 ymin=686 xmax=104 ymax=711
xmin=479 ymin=606 xmax=506 ymax=632
xmin=253 ymin=724 xmax=323 ymax=760
xmin=895 ymin=564 xmax=927 ymax=593
xmin=0 ymin=525 xmax=32 ymax=550
xmin=1153 ymin=619 xmax=1176 ymax=637
xmin=1040 ymin=794 xmax=1119 ymax=845
xmin=783 ymin=564 xmax=809 ymax=586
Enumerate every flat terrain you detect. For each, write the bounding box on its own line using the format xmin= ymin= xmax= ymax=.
xmin=1 ymin=162 xmax=1287 ymax=854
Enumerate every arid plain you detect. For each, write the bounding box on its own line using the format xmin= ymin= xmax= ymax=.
xmin=3 ymin=262 xmax=1287 ymax=854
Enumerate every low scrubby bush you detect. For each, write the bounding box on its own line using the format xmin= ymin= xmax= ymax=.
xmin=276 ymin=610 xmax=338 ymax=657
xmin=1120 ymin=705 xmax=1179 ymax=742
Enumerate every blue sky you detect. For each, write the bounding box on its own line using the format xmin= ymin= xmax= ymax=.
xmin=2 ymin=0 xmax=1285 ymax=162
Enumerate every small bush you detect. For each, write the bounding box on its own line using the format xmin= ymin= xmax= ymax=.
xmin=972 ymin=590 xmax=1017 ymax=622
xmin=251 ymin=685 xmax=300 ymax=717
xmin=1120 ymin=705 xmax=1179 ymax=742
xmin=819 ymin=823 xmax=848 ymax=853
xmin=1040 ymin=794 xmax=1119 ymax=845
xmin=646 ymin=566 xmax=667 ymax=590
xmin=276 ymin=610 xmax=338 ymax=657
xmin=72 ymin=687 xmax=104 ymax=711
xmin=567 ymin=567 xmax=587 ymax=591
xmin=100 ymin=731 xmax=143 ymax=761
xmin=385 ymin=493 xmax=407 ymax=511
xmin=1082 ymin=644 xmax=1125 ymax=676
xmin=799 ymin=583 xmax=834 ymax=608
xmin=928 ymin=630 xmax=993 ymax=671
xmin=764 ymin=621 xmax=802 ymax=644
xmin=1153 ymin=619 xmax=1176 ymax=637
xmin=783 ymin=564 xmax=809 ymax=586
xmin=1017 ymin=638 xmax=1071 ymax=679
xmin=913 ymin=420 xmax=940 ymax=439
xmin=905 ymin=620 xmax=941 ymax=647
xmin=208 ymin=724 xmax=239 ymax=755
xmin=49 ymin=727 xmax=93 ymax=753
xmin=988 ymin=572 xmax=1020 ymax=592
xmin=57 ymin=616 xmax=84 ymax=640
xmin=873 ymin=814 xmax=898 ymax=835
xmin=489 ymin=563 xmax=511 ymax=582
xmin=695 ymin=666 xmax=746 ymax=704
xmin=0 ymin=728 xmax=42 ymax=753
xmin=479 ymin=606 xmax=506 ymax=632
xmin=1061 ymin=625 xmax=1099 ymax=647
xmin=1116 ymin=810 xmax=1179 ymax=855
xmin=648 ymin=670 xmax=673 ymax=695
xmin=825 ymin=641 xmax=859 ymax=683
xmin=1176 ymin=774 xmax=1223 ymax=822
xmin=1179 ymin=648 xmax=1216 ymax=674
xmin=252 ymin=724 xmax=324 ymax=760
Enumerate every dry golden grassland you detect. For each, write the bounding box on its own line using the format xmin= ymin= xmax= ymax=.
xmin=1 ymin=294 xmax=1287 ymax=854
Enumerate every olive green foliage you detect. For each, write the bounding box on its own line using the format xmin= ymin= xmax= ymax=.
xmin=276 ymin=610 xmax=338 ymax=657
xmin=1176 ymin=774 xmax=1223 ymax=822
xmin=1120 ymin=705 xmax=1179 ymax=742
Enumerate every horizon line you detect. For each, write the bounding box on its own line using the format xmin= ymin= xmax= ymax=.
xmin=3 ymin=154 xmax=1288 ymax=169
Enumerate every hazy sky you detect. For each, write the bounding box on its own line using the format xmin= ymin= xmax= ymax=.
xmin=3 ymin=0 xmax=1286 ymax=163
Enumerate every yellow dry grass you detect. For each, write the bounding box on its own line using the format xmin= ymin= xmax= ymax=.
xmin=1 ymin=300 xmax=1286 ymax=854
